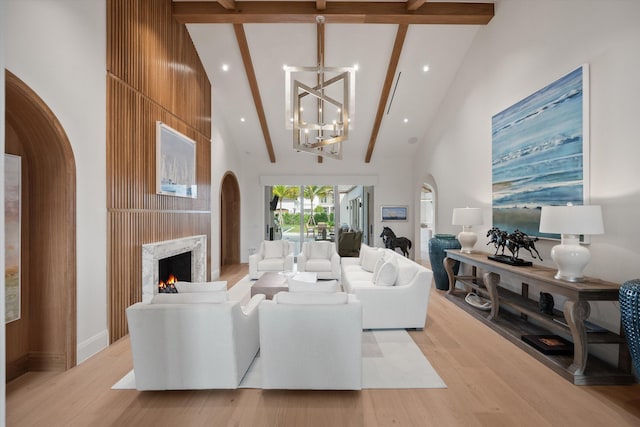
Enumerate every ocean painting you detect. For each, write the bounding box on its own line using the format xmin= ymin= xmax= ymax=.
xmin=492 ymin=65 xmax=587 ymax=239
xmin=5 ymin=154 xmax=21 ymax=323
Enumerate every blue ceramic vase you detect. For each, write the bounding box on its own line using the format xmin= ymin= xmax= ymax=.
xmin=620 ymin=279 xmax=640 ymax=375
xmin=428 ymin=234 xmax=461 ymax=290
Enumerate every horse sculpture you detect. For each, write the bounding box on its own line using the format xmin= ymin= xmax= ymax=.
xmin=380 ymin=226 xmax=412 ymax=257
xmin=487 ymin=227 xmax=542 ymax=264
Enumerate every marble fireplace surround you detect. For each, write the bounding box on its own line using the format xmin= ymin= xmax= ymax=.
xmin=142 ymin=235 xmax=207 ymax=303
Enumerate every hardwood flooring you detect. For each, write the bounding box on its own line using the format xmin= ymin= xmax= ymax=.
xmin=7 ymin=263 xmax=640 ymax=427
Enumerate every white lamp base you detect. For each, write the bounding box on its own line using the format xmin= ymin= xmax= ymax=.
xmin=550 ymin=234 xmax=590 ymax=282
xmin=457 ymin=229 xmax=477 ymax=254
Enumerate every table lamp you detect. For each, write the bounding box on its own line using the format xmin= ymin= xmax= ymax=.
xmin=452 ymin=207 xmax=483 ymax=253
xmin=539 ymin=204 xmax=604 ymax=282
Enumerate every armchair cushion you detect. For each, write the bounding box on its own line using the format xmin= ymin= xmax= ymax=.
xmin=264 ymin=240 xmax=286 ymax=259
xmin=275 ymin=291 xmax=348 ymax=305
xmin=288 ymin=278 xmax=339 ymax=293
xmin=150 ymin=291 xmax=228 ymax=304
xmin=174 ymin=281 xmax=227 ymax=293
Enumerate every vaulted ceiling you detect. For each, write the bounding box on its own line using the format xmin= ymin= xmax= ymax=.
xmin=174 ymin=1 xmax=495 ymax=164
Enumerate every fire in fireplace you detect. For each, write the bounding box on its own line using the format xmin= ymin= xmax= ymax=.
xmin=158 ymin=251 xmax=192 ymax=293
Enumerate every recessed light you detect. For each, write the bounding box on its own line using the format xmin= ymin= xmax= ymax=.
xmin=353 ymin=64 xmax=359 ymax=71
xmin=240 ymin=117 xmax=245 ymax=122
xmin=222 ymin=64 xmax=229 ymax=72
xmin=403 ymin=118 xmax=409 ymax=123
xmin=423 ymin=65 xmax=430 ymax=73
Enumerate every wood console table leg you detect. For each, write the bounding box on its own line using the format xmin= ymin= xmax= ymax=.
xmin=482 ymin=271 xmax=500 ymax=321
xmin=563 ymin=300 xmax=591 ymax=376
xmin=444 ymin=257 xmax=457 ymax=295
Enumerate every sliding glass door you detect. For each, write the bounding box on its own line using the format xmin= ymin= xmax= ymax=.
xmin=265 ymin=184 xmax=372 ymax=255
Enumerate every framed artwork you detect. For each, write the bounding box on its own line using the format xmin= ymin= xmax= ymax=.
xmin=491 ymin=65 xmax=589 ymax=239
xmin=381 ymin=205 xmax=408 ymax=222
xmin=5 ymin=154 xmax=21 ymax=323
xmin=156 ymin=121 xmax=197 ymax=198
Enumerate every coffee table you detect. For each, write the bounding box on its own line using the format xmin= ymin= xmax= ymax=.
xmin=250 ymin=272 xmax=290 ymax=300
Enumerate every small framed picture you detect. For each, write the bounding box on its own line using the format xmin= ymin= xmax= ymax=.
xmin=381 ymin=205 xmax=408 ymax=222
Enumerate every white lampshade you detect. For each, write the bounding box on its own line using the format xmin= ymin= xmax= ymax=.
xmin=452 ymin=208 xmax=483 ymax=226
xmin=538 ymin=205 xmax=604 ymax=282
xmin=452 ymin=207 xmax=482 ymax=253
xmin=539 ymin=205 xmax=604 ymax=235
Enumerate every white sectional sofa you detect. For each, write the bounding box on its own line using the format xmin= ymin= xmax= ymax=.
xmin=341 ymin=243 xmax=434 ymax=329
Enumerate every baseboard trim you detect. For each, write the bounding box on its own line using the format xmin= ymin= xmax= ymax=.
xmin=77 ymin=329 xmax=109 ymax=364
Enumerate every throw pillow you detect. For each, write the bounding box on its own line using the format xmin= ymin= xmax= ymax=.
xmin=373 ymin=256 xmax=398 ymax=286
xmin=150 ymin=291 xmax=228 ymax=304
xmin=372 ymin=253 xmax=387 ymax=278
xmin=288 ymin=278 xmax=339 ymax=293
xmin=174 ymin=281 xmax=227 ymax=293
xmin=360 ymin=246 xmax=383 ymax=272
xmin=264 ymin=240 xmax=284 ymax=259
xmin=275 ymin=291 xmax=348 ymax=305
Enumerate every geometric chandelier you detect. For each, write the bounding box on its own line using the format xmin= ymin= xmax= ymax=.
xmin=284 ymin=16 xmax=356 ymax=160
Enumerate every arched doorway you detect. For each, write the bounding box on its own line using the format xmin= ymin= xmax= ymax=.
xmin=5 ymin=70 xmax=77 ymax=381
xmin=220 ymin=172 xmax=240 ymax=265
xmin=418 ymin=174 xmax=438 ymax=263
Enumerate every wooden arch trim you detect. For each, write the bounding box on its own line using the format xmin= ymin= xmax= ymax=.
xmin=5 ymin=70 xmax=77 ymax=372
xmin=220 ymin=171 xmax=241 ymax=265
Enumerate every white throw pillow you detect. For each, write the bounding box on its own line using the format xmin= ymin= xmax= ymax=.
xmin=288 ymin=278 xmax=338 ymax=293
xmin=150 ymin=291 xmax=228 ymax=304
xmin=275 ymin=291 xmax=348 ymax=305
xmin=174 ymin=281 xmax=227 ymax=293
xmin=360 ymin=246 xmax=383 ymax=273
xmin=309 ymin=241 xmax=329 ymax=259
xmin=264 ymin=240 xmax=284 ymax=259
xmin=373 ymin=256 xmax=398 ymax=286
xmin=373 ymin=253 xmax=387 ymax=277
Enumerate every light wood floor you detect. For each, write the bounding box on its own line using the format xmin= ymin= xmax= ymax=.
xmin=7 ymin=263 xmax=640 ymax=427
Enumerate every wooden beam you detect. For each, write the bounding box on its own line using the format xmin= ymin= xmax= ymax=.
xmin=233 ymin=24 xmax=277 ymax=163
xmin=316 ymin=0 xmax=326 ymax=10
xmin=217 ymin=0 xmax=236 ymax=10
xmin=174 ymin=2 xmax=494 ymax=25
xmin=365 ymin=24 xmax=408 ymax=163
xmin=406 ymin=0 xmax=427 ymax=11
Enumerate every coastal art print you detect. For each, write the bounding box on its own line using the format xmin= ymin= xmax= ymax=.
xmin=491 ymin=65 xmax=589 ymax=239
xmin=381 ymin=206 xmax=408 ymax=222
xmin=156 ymin=121 xmax=197 ymax=198
xmin=5 ymin=154 xmax=21 ymax=323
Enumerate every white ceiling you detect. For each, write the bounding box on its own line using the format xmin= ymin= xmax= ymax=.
xmin=180 ymin=1 xmax=489 ymax=164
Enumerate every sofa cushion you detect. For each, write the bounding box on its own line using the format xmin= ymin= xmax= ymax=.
xmin=288 ymin=278 xmax=339 ymax=293
xmin=174 ymin=281 xmax=227 ymax=293
xmin=373 ymin=256 xmax=398 ymax=286
xmin=264 ymin=240 xmax=286 ymax=259
xmin=274 ymin=291 xmax=348 ymax=305
xmin=360 ymin=245 xmax=383 ymax=272
xmin=150 ymin=291 xmax=228 ymax=304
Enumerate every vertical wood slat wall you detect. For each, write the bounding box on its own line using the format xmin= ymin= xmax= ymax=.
xmin=107 ymin=0 xmax=212 ymax=343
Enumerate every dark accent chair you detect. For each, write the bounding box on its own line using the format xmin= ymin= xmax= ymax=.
xmin=338 ymin=229 xmax=363 ymax=257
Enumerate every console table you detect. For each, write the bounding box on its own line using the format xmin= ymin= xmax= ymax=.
xmin=443 ymin=250 xmax=633 ymax=385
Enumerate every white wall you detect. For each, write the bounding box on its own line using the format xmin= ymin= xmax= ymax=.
xmin=5 ymin=0 xmax=108 ymax=363
xmin=413 ymin=0 xmax=640 ymax=356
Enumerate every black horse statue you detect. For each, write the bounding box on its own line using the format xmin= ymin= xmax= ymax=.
xmin=486 ymin=227 xmax=508 ymax=256
xmin=380 ymin=226 xmax=412 ymax=257
xmin=506 ymin=229 xmax=542 ymax=261
xmin=487 ymin=227 xmax=542 ymax=265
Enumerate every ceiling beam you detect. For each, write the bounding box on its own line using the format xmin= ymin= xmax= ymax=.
xmin=233 ymin=24 xmax=277 ymax=163
xmin=317 ymin=18 xmax=325 ymax=163
xmin=316 ymin=0 xmax=326 ymax=11
xmin=406 ymin=0 xmax=427 ymax=11
xmin=173 ymin=2 xmax=494 ymax=25
xmin=365 ymin=24 xmax=408 ymax=163
xmin=217 ymin=0 xmax=236 ymax=10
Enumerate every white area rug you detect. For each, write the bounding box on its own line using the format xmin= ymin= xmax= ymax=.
xmin=113 ymin=275 xmax=446 ymax=390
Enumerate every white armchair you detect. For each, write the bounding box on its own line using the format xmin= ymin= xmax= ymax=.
xmin=259 ymin=292 xmax=362 ymax=389
xmin=249 ymin=240 xmax=294 ymax=279
xmin=296 ymin=241 xmax=341 ymax=280
xmin=125 ymin=292 xmax=265 ymax=390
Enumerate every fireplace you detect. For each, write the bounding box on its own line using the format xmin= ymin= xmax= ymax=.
xmin=142 ymin=235 xmax=207 ymax=302
xmin=157 ymin=251 xmax=192 ymax=293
